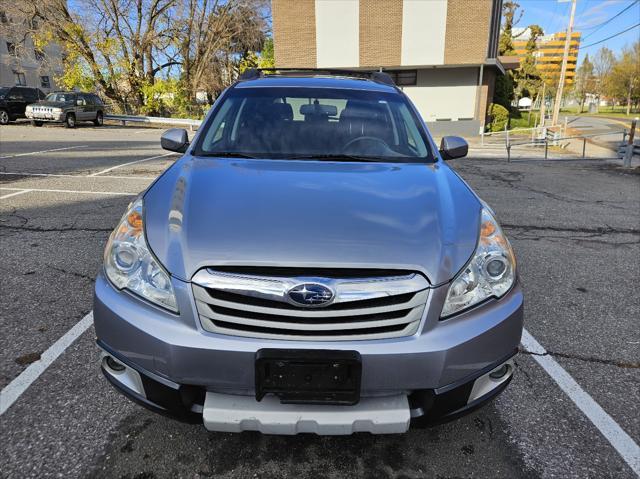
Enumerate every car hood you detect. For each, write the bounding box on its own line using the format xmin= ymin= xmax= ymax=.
xmin=144 ymin=156 xmax=481 ymax=285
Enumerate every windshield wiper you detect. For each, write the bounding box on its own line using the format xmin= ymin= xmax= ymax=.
xmin=199 ymin=152 xmax=258 ymax=159
xmin=285 ymin=154 xmax=383 ymax=162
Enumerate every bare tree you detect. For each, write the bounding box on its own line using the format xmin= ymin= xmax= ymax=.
xmin=2 ymin=0 xmax=269 ymax=113
xmin=592 ymin=46 xmax=615 ymax=111
xmin=175 ymin=0 xmax=269 ymax=104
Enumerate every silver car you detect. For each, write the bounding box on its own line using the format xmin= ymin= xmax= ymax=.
xmin=94 ymin=70 xmax=523 ymax=435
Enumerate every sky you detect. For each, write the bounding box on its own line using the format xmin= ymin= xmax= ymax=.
xmin=516 ymin=0 xmax=640 ymax=63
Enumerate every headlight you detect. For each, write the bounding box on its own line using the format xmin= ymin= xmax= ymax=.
xmin=52 ymin=107 xmax=62 ymax=114
xmin=104 ymin=198 xmax=178 ymax=312
xmin=25 ymin=105 xmax=32 ymax=112
xmin=441 ymin=208 xmax=516 ymax=318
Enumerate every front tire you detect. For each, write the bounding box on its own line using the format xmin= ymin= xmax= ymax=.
xmin=65 ymin=113 xmax=76 ymax=128
xmin=31 ymin=120 xmax=43 ymax=127
xmin=93 ymin=111 xmax=103 ymax=126
xmin=0 ymin=109 xmax=9 ymax=125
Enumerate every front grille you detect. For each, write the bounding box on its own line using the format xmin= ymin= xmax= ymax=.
xmin=191 ymin=268 xmax=430 ymax=341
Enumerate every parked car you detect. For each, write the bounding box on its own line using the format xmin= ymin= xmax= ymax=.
xmin=25 ymin=91 xmax=105 ymax=128
xmin=0 ymin=86 xmax=46 ymax=125
xmin=95 ymin=69 xmax=523 ymax=435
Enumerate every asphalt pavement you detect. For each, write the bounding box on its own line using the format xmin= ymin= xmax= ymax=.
xmin=0 ymin=122 xmax=638 ymax=478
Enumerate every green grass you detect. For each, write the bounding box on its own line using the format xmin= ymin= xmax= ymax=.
xmin=561 ymin=105 xmax=640 ymax=119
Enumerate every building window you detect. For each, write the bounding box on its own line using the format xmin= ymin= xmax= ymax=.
xmin=13 ymin=71 xmax=26 ymax=86
xmin=34 ymin=48 xmax=45 ymax=62
xmin=6 ymin=41 xmax=16 ymax=55
xmin=40 ymin=76 xmax=51 ymax=88
xmin=387 ymin=70 xmax=417 ymax=87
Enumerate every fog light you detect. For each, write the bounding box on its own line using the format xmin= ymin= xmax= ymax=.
xmin=489 ymin=364 xmax=509 ymax=379
xmin=106 ymin=356 xmax=125 ymax=372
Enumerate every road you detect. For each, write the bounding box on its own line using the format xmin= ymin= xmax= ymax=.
xmin=0 ymin=123 xmax=639 ymax=478
xmin=565 ymin=115 xmax=632 ymax=151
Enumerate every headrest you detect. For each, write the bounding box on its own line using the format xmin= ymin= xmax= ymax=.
xmin=271 ymin=103 xmax=293 ymax=120
xmin=300 ymin=103 xmax=338 ymax=117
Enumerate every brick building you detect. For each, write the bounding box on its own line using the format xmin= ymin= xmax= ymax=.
xmin=272 ymin=0 xmax=506 ymax=135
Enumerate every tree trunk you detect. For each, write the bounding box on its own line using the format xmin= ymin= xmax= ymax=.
xmin=579 ymin=97 xmax=585 ymax=114
xmin=626 ymin=79 xmax=632 ymax=116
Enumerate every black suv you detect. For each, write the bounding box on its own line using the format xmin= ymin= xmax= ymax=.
xmin=0 ymin=86 xmax=46 ymax=125
xmin=25 ymin=91 xmax=106 ymax=128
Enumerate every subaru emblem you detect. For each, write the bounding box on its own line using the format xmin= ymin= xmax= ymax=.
xmin=287 ymin=283 xmax=334 ymax=307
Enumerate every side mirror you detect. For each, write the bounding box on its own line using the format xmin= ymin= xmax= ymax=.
xmin=161 ymin=128 xmax=189 ymax=153
xmin=439 ymin=136 xmax=468 ymax=160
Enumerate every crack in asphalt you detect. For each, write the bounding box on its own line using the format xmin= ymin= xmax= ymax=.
xmin=458 ymin=166 xmax=635 ymax=210
xmin=45 ymin=265 xmax=96 ymax=282
xmin=0 ymin=224 xmax=113 ymax=233
xmin=503 ymin=224 xmax=640 ymax=236
xmin=503 ymin=223 xmax=640 ymax=247
xmin=519 ymin=347 xmax=640 ymax=369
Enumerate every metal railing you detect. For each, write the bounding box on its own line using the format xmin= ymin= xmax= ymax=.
xmin=485 ymin=128 xmax=630 ymax=162
xmin=105 ymin=114 xmax=202 ymax=130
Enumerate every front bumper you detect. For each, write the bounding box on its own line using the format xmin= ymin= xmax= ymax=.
xmin=25 ymin=111 xmax=64 ymax=122
xmin=100 ymin=340 xmax=515 ymax=432
xmin=94 ymin=271 xmax=523 ymax=430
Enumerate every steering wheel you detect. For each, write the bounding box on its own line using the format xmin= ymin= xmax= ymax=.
xmin=343 ymin=136 xmax=390 ymax=154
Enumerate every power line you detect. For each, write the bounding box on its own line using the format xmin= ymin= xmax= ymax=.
xmin=580 ymin=22 xmax=640 ymax=49
xmin=580 ymin=0 xmax=639 ymax=39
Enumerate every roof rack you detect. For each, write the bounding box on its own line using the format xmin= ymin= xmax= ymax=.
xmin=237 ymin=68 xmax=396 ymax=87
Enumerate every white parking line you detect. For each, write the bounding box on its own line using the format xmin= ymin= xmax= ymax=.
xmin=0 ymin=145 xmax=87 ymax=160
xmin=0 ymin=171 xmax=156 ymax=180
xmin=0 ymin=313 xmax=94 ymax=416
xmin=88 ymin=152 xmax=176 ymax=177
xmin=0 ymin=189 xmax=32 ymax=200
xmin=0 ymin=187 xmax=137 ymax=196
xmin=521 ymin=329 xmax=640 ymax=475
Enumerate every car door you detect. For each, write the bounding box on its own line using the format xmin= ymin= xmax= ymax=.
xmin=21 ymin=88 xmax=38 ymax=118
xmin=75 ymin=94 xmax=90 ymax=120
xmin=85 ymin=94 xmax=98 ymax=120
xmin=6 ymin=88 xmax=25 ymax=118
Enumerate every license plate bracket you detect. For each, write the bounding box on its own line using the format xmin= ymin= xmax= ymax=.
xmin=255 ymin=349 xmax=361 ymax=405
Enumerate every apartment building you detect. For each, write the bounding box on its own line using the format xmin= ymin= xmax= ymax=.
xmin=272 ymin=0 xmax=506 ymax=135
xmin=513 ymin=30 xmax=581 ymax=86
xmin=0 ymin=14 xmax=64 ymax=92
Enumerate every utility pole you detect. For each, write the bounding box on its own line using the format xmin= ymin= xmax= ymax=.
xmin=551 ymin=0 xmax=577 ymax=126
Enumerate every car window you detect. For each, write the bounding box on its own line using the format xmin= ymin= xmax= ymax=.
xmin=45 ymin=93 xmax=76 ymax=103
xmin=37 ymin=89 xmax=46 ymax=100
xmin=22 ymin=88 xmax=38 ymax=102
xmin=90 ymin=94 xmax=104 ymax=105
xmin=7 ymin=88 xmax=23 ymax=100
xmin=77 ymin=95 xmax=87 ymax=106
xmin=197 ymin=86 xmax=433 ymax=162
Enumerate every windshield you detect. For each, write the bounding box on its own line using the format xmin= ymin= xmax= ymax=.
xmin=196 ymin=86 xmax=433 ymax=162
xmin=45 ymin=93 xmax=75 ymax=103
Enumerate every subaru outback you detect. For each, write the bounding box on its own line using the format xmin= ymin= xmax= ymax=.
xmin=95 ymin=69 xmax=523 ymax=435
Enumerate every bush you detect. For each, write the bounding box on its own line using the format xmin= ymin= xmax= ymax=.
xmin=488 ymin=103 xmax=509 ymax=132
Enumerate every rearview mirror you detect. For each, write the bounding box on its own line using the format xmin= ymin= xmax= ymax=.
xmin=439 ymin=136 xmax=468 ymax=160
xmin=161 ymin=128 xmax=189 ymax=153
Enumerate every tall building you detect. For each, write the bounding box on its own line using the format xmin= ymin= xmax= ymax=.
xmin=513 ymin=30 xmax=581 ymax=86
xmin=0 ymin=13 xmax=64 ymax=92
xmin=272 ymin=0 xmax=507 ymax=135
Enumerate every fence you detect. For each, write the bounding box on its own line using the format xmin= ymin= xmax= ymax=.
xmin=105 ymin=114 xmax=202 ymax=130
xmin=482 ymin=126 xmax=632 ymax=162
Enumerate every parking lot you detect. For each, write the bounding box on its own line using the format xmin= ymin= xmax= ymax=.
xmin=0 ymin=123 xmax=638 ymax=478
